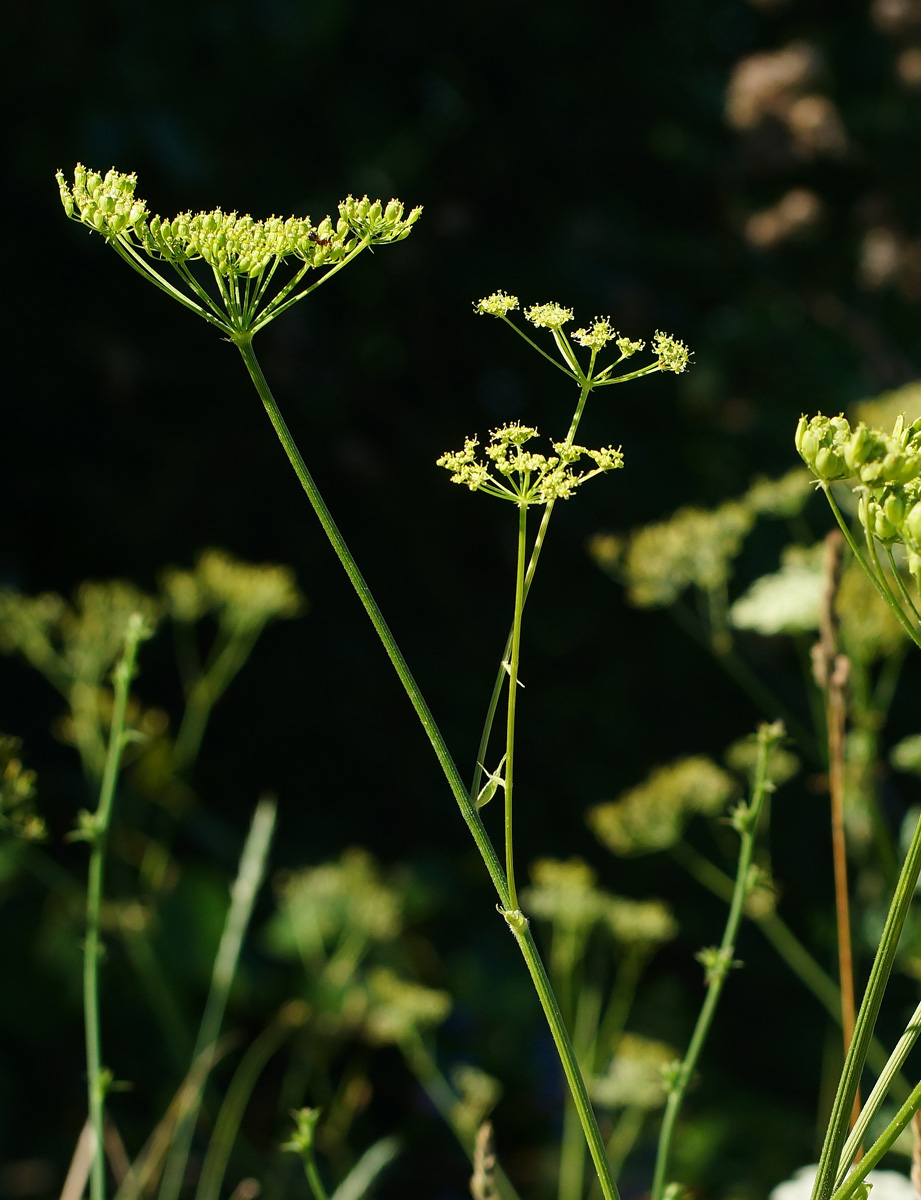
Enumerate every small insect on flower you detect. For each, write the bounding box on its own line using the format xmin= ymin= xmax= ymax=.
xmin=307 ymin=232 xmax=331 ymax=248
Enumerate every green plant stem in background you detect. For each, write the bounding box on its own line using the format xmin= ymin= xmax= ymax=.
xmin=400 ymin=1031 xmax=522 ymax=1200
xmin=511 ymin=922 xmax=622 ymax=1200
xmin=158 ymin=797 xmax=277 ymax=1200
xmin=650 ymin=723 xmax=780 ymax=1200
xmin=831 ymin=1076 xmax=921 ymax=1200
xmin=173 ymin=627 xmax=259 ymax=771
xmin=503 ymin=504 xmax=528 ymax=912
xmin=83 ymin=616 xmax=148 ymax=1200
xmin=195 ymin=1006 xmax=304 ymax=1200
xmin=669 ymin=840 xmax=909 ymax=1101
xmin=835 ymin=997 xmax=921 ymax=1186
xmin=236 ymin=334 xmax=621 ymax=1200
xmin=558 ymin=980 xmax=604 ymax=1200
xmin=811 ymin=808 xmax=921 ymax=1200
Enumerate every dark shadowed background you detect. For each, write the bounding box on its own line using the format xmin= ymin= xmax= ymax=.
xmin=7 ymin=1 xmax=921 ymax=1197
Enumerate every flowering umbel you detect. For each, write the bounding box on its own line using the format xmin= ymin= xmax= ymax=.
xmin=473 ymin=292 xmax=690 ymax=386
xmin=56 ymin=165 xmax=422 ymax=337
xmin=438 ymin=424 xmax=624 ymax=506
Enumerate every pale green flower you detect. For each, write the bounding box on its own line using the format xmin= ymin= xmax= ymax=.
xmin=652 ymin=330 xmax=691 ymax=373
xmin=0 ymin=736 xmax=44 ymax=842
xmin=589 ymin=757 xmax=738 ymax=856
xmin=591 ymin=1034 xmax=677 ymax=1111
xmin=475 ymin=291 xmax=519 ymax=317
xmin=268 ymin=848 xmax=405 ymax=961
xmin=616 ymin=336 xmax=645 ymax=358
xmin=161 ymin=549 xmax=303 ymax=633
xmin=362 ymin=967 xmax=452 ymax=1045
xmin=729 ymin=543 xmax=825 ymax=636
xmin=620 ymin=502 xmax=754 ymax=608
xmin=572 ymin=317 xmax=618 ymax=350
xmin=743 ymin=468 xmax=814 ymax=518
xmin=603 ymin=896 xmax=677 ymax=946
xmin=437 ymin=425 xmax=623 ymax=506
xmin=524 ymin=302 xmax=574 ymax=330
xmin=523 ymin=857 xmax=606 ymax=931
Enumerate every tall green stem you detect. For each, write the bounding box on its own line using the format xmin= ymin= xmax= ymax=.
xmin=235 ymin=336 xmax=620 ymax=1200
xmin=811 ymin=808 xmax=921 ymax=1200
xmin=504 ymin=504 xmax=528 ymax=911
xmin=233 ymin=335 xmax=509 ymax=907
xmin=84 ymin=617 xmax=148 ymax=1200
xmin=650 ymin=724 xmax=778 ymax=1200
xmin=511 ymin=922 xmax=622 ymax=1200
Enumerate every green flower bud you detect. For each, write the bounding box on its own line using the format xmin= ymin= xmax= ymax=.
xmin=884 ymin=488 xmax=907 ymax=529
xmin=906 ymin=500 xmax=921 ymax=547
xmin=795 ymin=414 xmax=852 ymax=481
xmin=859 ymin=494 xmax=898 ymax=544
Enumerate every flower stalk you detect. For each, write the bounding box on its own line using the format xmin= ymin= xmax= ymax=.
xmin=81 ymin=614 xmax=151 ymax=1200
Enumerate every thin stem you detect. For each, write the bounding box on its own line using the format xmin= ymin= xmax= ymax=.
xmin=822 ymin=486 xmax=921 ymax=651
xmin=195 ymin=1011 xmax=298 ymax=1200
xmin=831 ymin=1078 xmax=921 ymax=1200
xmin=172 ymin=627 xmax=259 ymax=772
xmin=108 ymin=239 xmax=220 ymax=327
xmin=670 ymin=840 xmax=909 ymax=1099
xmin=251 ymin=238 xmax=373 ymax=332
xmin=158 ymin=798 xmax=277 ymax=1200
xmin=469 ymin=378 xmax=593 ymax=802
xmin=83 ymin=619 xmax=147 ymax=1200
xmin=835 ymin=999 xmax=921 ymax=1187
xmin=511 ymin=922 xmax=621 ymax=1200
xmin=399 ymin=1031 xmax=522 ymax=1200
xmin=233 ymin=336 xmax=509 ymax=906
xmin=650 ymin=724 xmax=778 ymax=1200
xmin=558 ymin=981 xmax=604 ymax=1200
xmin=504 ymin=504 xmax=528 ymax=911
xmin=811 ymin=809 xmax=921 ymax=1200
xmin=237 ymin=336 xmax=617 ymax=1199
xmin=497 ymin=315 xmax=580 ymax=380
xmin=885 ymin=546 xmax=921 ymax=628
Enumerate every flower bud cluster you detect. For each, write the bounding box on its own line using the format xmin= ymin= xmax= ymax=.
xmin=141 ymin=209 xmax=355 ymax=277
xmin=652 ymin=330 xmax=691 ymax=374
xmin=337 ymin=194 xmax=422 ymax=243
xmin=437 ymin=424 xmax=623 ymax=506
xmin=56 ymin=165 xmax=148 ymax=237
xmin=57 ymin=166 xmax=421 ymax=290
xmin=797 ymin=412 xmax=921 ymax=578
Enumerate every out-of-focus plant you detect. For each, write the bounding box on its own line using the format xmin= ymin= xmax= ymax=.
xmin=522 ymin=857 xmax=676 ymax=1200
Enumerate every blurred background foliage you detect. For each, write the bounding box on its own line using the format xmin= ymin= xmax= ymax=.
xmin=9 ymin=0 xmax=921 ymax=1197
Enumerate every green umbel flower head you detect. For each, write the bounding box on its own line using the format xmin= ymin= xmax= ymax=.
xmin=473 ymin=292 xmax=690 ymax=387
xmin=56 ymin=165 xmax=421 ymax=337
xmin=437 ymin=424 xmax=623 ymax=506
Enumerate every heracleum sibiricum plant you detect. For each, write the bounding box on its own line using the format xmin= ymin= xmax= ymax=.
xmin=57 ymin=165 xmax=694 ymax=1200
xmin=796 ymin=409 xmax=921 ymax=1200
